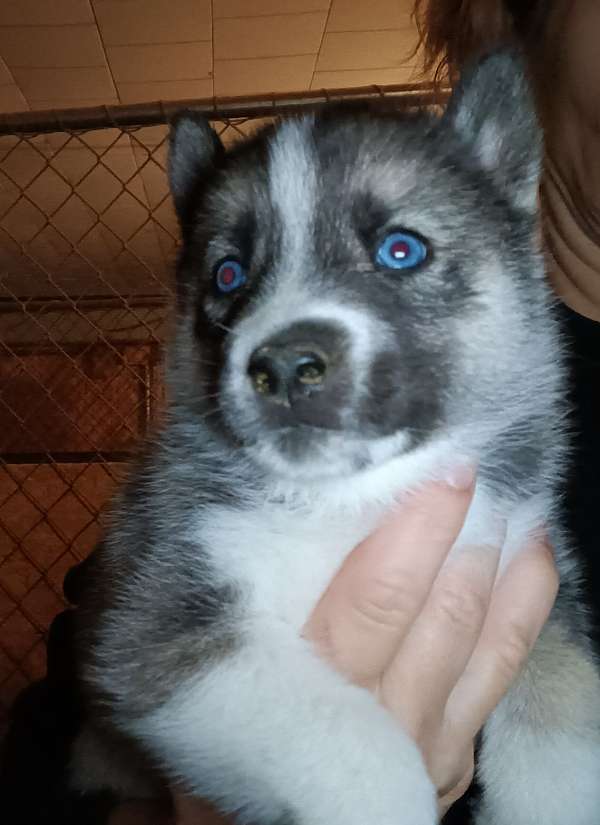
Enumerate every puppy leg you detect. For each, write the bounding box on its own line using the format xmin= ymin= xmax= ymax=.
xmin=128 ymin=626 xmax=437 ymax=825
xmin=475 ymin=618 xmax=600 ymax=825
xmin=69 ymin=721 xmax=163 ymax=799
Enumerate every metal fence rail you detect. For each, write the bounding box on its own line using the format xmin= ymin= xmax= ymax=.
xmin=0 ymin=82 xmax=442 ymax=730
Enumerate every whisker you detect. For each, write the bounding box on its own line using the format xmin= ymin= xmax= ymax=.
xmin=197 ymin=405 xmax=223 ymax=422
xmin=187 ymin=391 xmax=223 ymax=404
xmin=214 ymin=321 xmax=235 ymax=335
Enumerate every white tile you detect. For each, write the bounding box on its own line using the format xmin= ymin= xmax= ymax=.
xmin=214 ymin=12 xmax=326 ymax=59
xmin=1 ymin=196 xmax=47 ymax=243
xmin=51 ymin=192 xmax=99 ymax=244
xmin=107 ymin=42 xmax=212 ymax=83
xmin=93 ymin=0 xmax=212 ymax=46
xmin=0 ymin=142 xmax=48 ymax=188
xmin=131 ymin=143 xmax=169 ymax=209
xmin=0 ymin=58 xmax=15 ymax=84
xmin=311 ymin=66 xmax=419 ymax=88
xmin=49 ymin=145 xmax=106 ymax=186
xmin=316 ymin=29 xmax=418 ymax=71
xmin=0 ymin=84 xmax=28 ymax=113
xmin=0 ymin=158 xmax=20 ymax=212
xmin=129 ymin=123 xmax=169 ymax=149
xmin=117 ymin=78 xmax=214 ymax=103
xmin=153 ymin=215 xmax=180 ymax=269
xmin=214 ymin=0 xmax=329 ymax=16
xmin=214 ymin=55 xmax=314 ymax=96
xmin=28 ymin=97 xmax=120 ymax=110
xmin=215 ymin=116 xmax=274 ymax=147
xmin=123 ymin=219 xmax=171 ymax=281
xmin=327 ymin=0 xmax=412 ymax=31
xmin=24 ymin=166 xmax=73 ymax=216
xmin=0 ymin=25 xmax=106 ymax=69
xmin=63 ymin=126 xmax=127 ymax=150
xmin=149 ymin=196 xmax=179 ymax=250
xmin=12 ymin=67 xmax=116 ymax=102
xmin=78 ymin=160 xmax=135 ymax=215
xmin=0 ymin=0 xmax=93 ymax=26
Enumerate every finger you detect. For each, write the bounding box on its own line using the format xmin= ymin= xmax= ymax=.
xmin=444 ymin=537 xmax=559 ymax=737
xmin=437 ymin=754 xmax=475 ymax=817
xmin=382 ymin=541 xmax=502 ymax=739
xmin=304 ymin=470 xmax=476 ymax=685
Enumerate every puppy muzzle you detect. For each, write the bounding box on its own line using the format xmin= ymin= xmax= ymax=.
xmin=246 ymin=320 xmax=351 ymax=431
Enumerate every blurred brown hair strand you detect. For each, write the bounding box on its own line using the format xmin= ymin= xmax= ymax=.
xmin=411 ymin=0 xmax=540 ymax=85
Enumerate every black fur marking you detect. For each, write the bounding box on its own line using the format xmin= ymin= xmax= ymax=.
xmin=168 ymin=113 xmax=226 ymax=240
xmin=480 ymin=419 xmax=546 ymax=498
xmin=76 ymin=439 xmax=256 ymax=719
xmin=351 ymin=191 xmax=392 ymax=250
xmin=364 ymin=348 xmax=446 ymax=444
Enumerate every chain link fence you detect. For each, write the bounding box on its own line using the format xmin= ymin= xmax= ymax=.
xmin=0 ymin=82 xmax=443 ymax=732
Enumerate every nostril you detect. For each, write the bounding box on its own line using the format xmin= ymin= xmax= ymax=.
xmin=294 ymin=353 xmax=327 ymax=385
xmin=248 ymin=355 xmax=279 ymax=396
xmin=247 ymin=344 xmax=330 ymax=403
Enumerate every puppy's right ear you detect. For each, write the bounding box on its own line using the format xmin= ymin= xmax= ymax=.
xmin=442 ymin=50 xmax=541 ymax=212
xmin=168 ymin=112 xmax=225 ymax=231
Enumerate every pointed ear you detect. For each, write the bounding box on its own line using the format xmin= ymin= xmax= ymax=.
xmin=168 ymin=112 xmax=225 ymax=229
xmin=442 ymin=50 xmax=542 ymax=211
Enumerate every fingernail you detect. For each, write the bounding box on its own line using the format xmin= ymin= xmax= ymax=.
xmin=444 ymin=464 xmax=477 ymax=491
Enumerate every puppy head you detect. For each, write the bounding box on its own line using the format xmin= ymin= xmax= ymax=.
xmin=167 ymin=50 xmax=547 ymax=483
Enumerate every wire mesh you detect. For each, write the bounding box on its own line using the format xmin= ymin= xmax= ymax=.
xmin=0 ymin=84 xmax=441 ymax=730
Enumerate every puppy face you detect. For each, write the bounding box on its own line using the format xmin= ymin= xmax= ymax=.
xmin=169 ymin=53 xmax=545 ymax=483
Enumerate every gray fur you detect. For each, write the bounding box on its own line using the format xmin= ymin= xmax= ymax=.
xmin=168 ymin=112 xmax=225 ymax=232
xmin=442 ymin=50 xmax=542 ymax=210
xmin=76 ymin=432 xmax=247 ymax=718
xmin=73 ymin=51 xmax=600 ymax=824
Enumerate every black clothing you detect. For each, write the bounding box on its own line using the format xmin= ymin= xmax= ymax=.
xmin=561 ymin=305 xmax=600 ymax=647
xmin=0 ymin=609 xmax=116 ymax=824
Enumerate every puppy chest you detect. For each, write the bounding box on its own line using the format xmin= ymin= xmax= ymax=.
xmin=195 ymin=506 xmax=374 ymax=631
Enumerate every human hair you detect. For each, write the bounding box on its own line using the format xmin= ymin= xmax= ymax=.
xmin=412 ymin=0 xmax=547 ymax=84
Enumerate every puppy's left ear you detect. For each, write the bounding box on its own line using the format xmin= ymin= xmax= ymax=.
xmin=168 ymin=111 xmax=225 ymax=231
xmin=443 ymin=49 xmax=542 ymax=211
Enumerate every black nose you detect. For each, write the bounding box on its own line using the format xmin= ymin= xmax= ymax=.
xmin=248 ymin=346 xmax=328 ymax=402
xmin=246 ymin=321 xmax=349 ymax=429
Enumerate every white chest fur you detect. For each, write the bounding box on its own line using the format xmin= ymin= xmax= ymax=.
xmin=192 ymin=467 xmax=548 ymax=634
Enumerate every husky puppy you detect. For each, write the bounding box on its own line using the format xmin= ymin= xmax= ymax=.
xmin=75 ymin=52 xmax=600 ymax=824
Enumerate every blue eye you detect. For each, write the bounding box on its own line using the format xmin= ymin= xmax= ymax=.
xmin=215 ymin=259 xmax=246 ymax=293
xmin=375 ymin=231 xmax=428 ymax=270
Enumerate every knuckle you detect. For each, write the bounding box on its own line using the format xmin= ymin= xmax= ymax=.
xmin=434 ymin=580 xmax=487 ymax=633
xmin=410 ymin=506 xmax=461 ymax=545
xmin=537 ymin=548 xmax=560 ymax=595
xmin=306 ymin=615 xmax=336 ymax=661
xmin=408 ymin=487 xmax=469 ymax=537
xmin=354 ymin=570 xmax=422 ymax=630
xmin=495 ymin=621 xmax=533 ymax=679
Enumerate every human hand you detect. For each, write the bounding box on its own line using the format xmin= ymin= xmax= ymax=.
xmin=303 ymin=471 xmax=559 ymax=815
